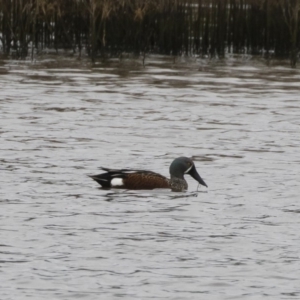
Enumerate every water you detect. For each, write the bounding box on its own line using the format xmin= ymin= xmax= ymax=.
xmin=1 ymin=55 xmax=300 ymax=300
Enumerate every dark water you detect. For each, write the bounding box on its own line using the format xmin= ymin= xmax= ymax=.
xmin=1 ymin=56 xmax=300 ymax=299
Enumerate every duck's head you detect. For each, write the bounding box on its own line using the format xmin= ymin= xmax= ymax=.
xmin=169 ymin=157 xmax=207 ymax=187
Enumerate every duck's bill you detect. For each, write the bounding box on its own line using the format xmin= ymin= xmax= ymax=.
xmin=188 ymin=166 xmax=208 ymax=187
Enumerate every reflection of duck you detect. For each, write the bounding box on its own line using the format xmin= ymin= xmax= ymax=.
xmin=89 ymin=157 xmax=207 ymax=192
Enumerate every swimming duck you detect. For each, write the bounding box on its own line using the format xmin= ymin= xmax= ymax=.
xmin=89 ymin=157 xmax=207 ymax=192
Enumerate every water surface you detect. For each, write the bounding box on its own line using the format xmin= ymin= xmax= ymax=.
xmin=1 ymin=55 xmax=300 ymax=299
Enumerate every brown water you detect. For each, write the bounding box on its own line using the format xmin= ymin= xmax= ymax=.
xmin=1 ymin=55 xmax=300 ymax=300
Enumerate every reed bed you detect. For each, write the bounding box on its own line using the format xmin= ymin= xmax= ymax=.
xmin=0 ymin=0 xmax=299 ymax=66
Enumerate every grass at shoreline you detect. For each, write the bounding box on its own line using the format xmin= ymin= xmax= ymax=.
xmin=0 ymin=0 xmax=299 ymax=66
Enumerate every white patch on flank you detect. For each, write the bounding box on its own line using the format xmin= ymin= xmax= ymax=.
xmin=184 ymin=165 xmax=193 ymax=174
xmin=111 ymin=178 xmax=124 ymax=186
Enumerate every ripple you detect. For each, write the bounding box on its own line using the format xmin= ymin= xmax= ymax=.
xmin=0 ymin=56 xmax=300 ymax=299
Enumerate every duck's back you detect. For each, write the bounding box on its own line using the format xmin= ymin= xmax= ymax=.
xmin=89 ymin=168 xmax=170 ymax=190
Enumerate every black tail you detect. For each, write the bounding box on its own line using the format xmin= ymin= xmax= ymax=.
xmin=88 ymin=174 xmax=111 ymax=188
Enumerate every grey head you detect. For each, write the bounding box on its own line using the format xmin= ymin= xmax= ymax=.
xmin=169 ymin=157 xmax=208 ymax=188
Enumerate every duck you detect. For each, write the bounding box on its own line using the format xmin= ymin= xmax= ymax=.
xmin=89 ymin=157 xmax=207 ymax=192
